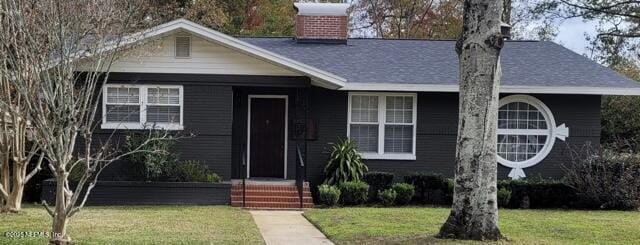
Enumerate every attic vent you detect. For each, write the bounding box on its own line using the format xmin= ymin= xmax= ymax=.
xmin=175 ymin=36 xmax=191 ymax=58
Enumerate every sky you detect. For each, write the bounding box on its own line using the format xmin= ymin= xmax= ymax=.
xmin=554 ymin=18 xmax=598 ymax=56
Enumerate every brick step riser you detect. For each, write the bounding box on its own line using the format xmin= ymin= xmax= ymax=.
xmin=231 ymin=202 xmax=314 ymax=209
xmin=231 ymin=186 xmax=311 ymax=192
xmin=231 ymin=195 xmax=313 ymax=200
xmin=231 ymin=196 xmax=313 ymax=202
xmin=231 ymin=191 xmax=312 ymax=197
xmin=230 ymin=182 xmax=314 ymax=208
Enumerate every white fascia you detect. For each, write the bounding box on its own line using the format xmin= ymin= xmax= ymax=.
xmin=341 ymin=83 xmax=640 ymax=96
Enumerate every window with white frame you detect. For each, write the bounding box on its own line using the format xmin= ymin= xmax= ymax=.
xmin=497 ymin=95 xmax=569 ymax=179
xmin=102 ymin=85 xmax=183 ymax=130
xmin=348 ymin=93 xmax=417 ymax=160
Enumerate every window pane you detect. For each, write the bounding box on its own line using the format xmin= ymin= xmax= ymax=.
xmin=106 ymin=105 xmax=140 ymax=122
xmin=497 ymin=134 xmax=547 ymax=162
xmin=148 ymin=88 xmax=180 ymax=105
xmin=106 ymin=87 xmax=139 ymax=104
xmin=386 ymin=96 xmax=413 ymax=123
xmin=146 ymin=106 xmax=180 ymax=123
xmin=384 ymin=125 xmax=413 ymax=153
xmin=498 ymin=102 xmax=547 ymax=130
xmin=351 ymin=96 xmax=378 ymax=123
xmin=350 ymin=124 xmax=378 ymax=152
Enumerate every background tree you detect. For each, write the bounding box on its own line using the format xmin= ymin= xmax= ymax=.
xmin=0 ymin=1 xmax=172 ymax=244
xmin=352 ymin=0 xmax=463 ymax=39
xmin=0 ymin=81 xmax=43 ymax=213
xmin=437 ymin=0 xmax=506 ymax=240
xmin=144 ymin=0 xmax=296 ymax=36
xmin=533 ymin=0 xmax=640 ymax=63
xmin=510 ymin=0 xmax=558 ymax=41
xmin=530 ymin=1 xmax=640 ymax=151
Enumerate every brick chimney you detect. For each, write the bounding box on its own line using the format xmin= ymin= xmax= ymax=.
xmin=293 ymin=3 xmax=350 ymax=44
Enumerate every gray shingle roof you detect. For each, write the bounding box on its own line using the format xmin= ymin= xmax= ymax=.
xmin=241 ymin=37 xmax=640 ymax=89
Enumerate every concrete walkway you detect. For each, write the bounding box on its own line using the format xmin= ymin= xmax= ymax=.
xmin=250 ymin=210 xmax=334 ymax=245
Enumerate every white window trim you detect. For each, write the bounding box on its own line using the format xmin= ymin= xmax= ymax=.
xmin=497 ymin=94 xmax=569 ymax=179
xmin=347 ymin=92 xmax=417 ymax=160
xmin=101 ymin=84 xmax=184 ymax=130
xmin=174 ymin=35 xmax=192 ymax=59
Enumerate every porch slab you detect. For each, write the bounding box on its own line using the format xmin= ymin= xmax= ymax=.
xmin=250 ymin=210 xmax=333 ymax=245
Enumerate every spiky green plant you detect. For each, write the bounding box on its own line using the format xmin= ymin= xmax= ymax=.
xmin=324 ymin=138 xmax=368 ymax=185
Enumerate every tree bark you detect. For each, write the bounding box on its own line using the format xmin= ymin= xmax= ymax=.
xmin=437 ymin=0 xmax=505 ymax=241
xmin=3 ymin=165 xmax=24 ymax=213
xmin=50 ymin=172 xmax=70 ymax=245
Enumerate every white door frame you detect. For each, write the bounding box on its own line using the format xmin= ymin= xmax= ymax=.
xmin=246 ymin=95 xmax=288 ymax=179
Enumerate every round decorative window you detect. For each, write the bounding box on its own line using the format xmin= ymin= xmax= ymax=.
xmin=497 ymin=95 xmax=569 ymax=179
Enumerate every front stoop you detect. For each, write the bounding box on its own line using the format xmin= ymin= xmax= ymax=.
xmin=231 ymin=181 xmax=314 ymax=209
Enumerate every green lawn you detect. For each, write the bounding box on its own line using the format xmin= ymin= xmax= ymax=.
xmin=304 ymin=207 xmax=640 ymax=244
xmin=0 ymin=205 xmax=264 ymax=245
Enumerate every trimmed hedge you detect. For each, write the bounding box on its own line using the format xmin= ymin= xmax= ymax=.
xmin=378 ymin=189 xmax=397 ymax=206
xmin=401 ymin=173 xmax=577 ymax=209
xmin=498 ymin=179 xmax=576 ymax=209
xmin=339 ymin=181 xmax=369 ymax=205
xmin=318 ymin=184 xmax=341 ymax=207
xmin=392 ymin=183 xmax=415 ymax=205
xmin=404 ymin=173 xmax=449 ymax=204
xmin=363 ymin=171 xmax=394 ymax=201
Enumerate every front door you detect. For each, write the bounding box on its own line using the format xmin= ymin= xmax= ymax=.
xmin=248 ymin=96 xmax=287 ymax=178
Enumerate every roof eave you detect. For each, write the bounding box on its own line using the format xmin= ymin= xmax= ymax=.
xmin=82 ymin=19 xmax=347 ymax=89
xmin=341 ymin=83 xmax=640 ymax=95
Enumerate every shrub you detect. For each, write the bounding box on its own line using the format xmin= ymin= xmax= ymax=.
xmin=363 ymin=171 xmax=394 ymax=201
xmin=444 ymin=178 xmax=454 ymax=204
xmin=564 ymin=146 xmax=640 ymax=210
xmin=324 ymin=138 xmax=368 ymax=185
xmin=602 ymin=95 xmax=640 ymax=152
xmin=339 ymin=181 xmax=369 ymax=205
xmin=392 ymin=183 xmax=415 ymax=205
xmin=174 ymin=160 xmax=220 ymax=183
xmin=497 ymin=187 xmax=511 ymax=208
xmin=404 ymin=173 xmax=448 ymax=204
xmin=378 ymin=189 xmax=397 ymax=206
xmin=318 ymin=184 xmax=341 ymax=207
xmin=125 ymin=129 xmax=178 ymax=181
xmin=498 ymin=178 xmax=576 ymax=209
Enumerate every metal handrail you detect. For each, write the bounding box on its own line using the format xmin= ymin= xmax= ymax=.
xmin=296 ymin=144 xmax=305 ymax=208
xmin=242 ymin=144 xmax=247 ymax=207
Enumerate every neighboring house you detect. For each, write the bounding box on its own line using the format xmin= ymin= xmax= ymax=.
xmin=75 ymin=3 xmax=640 ymax=207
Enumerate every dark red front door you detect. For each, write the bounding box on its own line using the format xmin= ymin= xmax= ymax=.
xmin=249 ymin=97 xmax=286 ymax=178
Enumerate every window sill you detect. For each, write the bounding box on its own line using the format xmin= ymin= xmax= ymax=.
xmin=361 ymin=153 xmax=416 ymax=161
xmin=101 ymin=123 xmax=184 ymax=131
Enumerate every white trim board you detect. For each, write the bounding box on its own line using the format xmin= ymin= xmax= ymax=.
xmin=246 ymin=95 xmax=289 ymax=179
xmin=347 ymin=92 xmax=417 ymax=160
xmin=101 ymin=84 xmax=184 ymax=130
xmin=341 ymin=83 xmax=640 ymax=96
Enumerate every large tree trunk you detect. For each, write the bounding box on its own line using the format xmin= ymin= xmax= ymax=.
xmin=51 ymin=173 xmax=70 ymax=245
xmin=4 ymin=161 xmax=27 ymax=212
xmin=437 ymin=0 xmax=505 ymax=241
xmin=0 ymin=157 xmax=8 ymax=207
